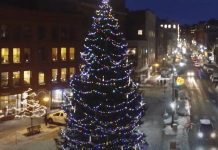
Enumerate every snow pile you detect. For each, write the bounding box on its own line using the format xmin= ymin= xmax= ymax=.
xmin=163 ymin=116 xmax=172 ymax=125
xmin=175 ymin=116 xmax=190 ymax=150
xmin=163 ymin=125 xmax=177 ymax=135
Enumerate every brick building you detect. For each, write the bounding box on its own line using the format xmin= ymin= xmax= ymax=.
xmin=0 ymin=6 xmax=82 ymax=115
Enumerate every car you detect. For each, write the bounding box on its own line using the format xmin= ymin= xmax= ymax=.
xmin=198 ymin=119 xmax=216 ymax=141
xmin=210 ymin=72 xmax=218 ymax=82
xmin=187 ymin=71 xmax=194 ymax=77
xmin=47 ymin=110 xmax=68 ymax=124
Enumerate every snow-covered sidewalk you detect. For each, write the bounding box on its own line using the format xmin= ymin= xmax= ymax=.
xmin=0 ymin=124 xmax=62 ymax=150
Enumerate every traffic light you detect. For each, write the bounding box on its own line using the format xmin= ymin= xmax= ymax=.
xmin=175 ymin=89 xmax=178 ymax=99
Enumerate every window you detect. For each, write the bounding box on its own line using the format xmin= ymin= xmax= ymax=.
xmin=52 ymin=48 xmax=58 ymax=61
xmin=24 ymin=26 xmax=31 ymax=39
xmin=38 ymin=48 xmax=45 ymax=62
xmin=70 ymin=28 xmax=75 ymax=41
xmin=13 ymin=48 xmax=20 ymax=63
xmin=1 ymin=25 xmax=9 ymax=40
xmin=173 ymin=25 xmax=176 ymax=29
xmin=13 ymin=26 xmax=21 ymax=40
xmin=24 ymin=48 xmax=30 ymax=63
xmin=164 ymin=24 xmax=167 ymax=28
xmin=24 ymin=71 xmax=31 ymax=85
xmin=13 ymin=71 xmax=20 ymax=86
xmin=52 ymin=27 xmax=58 ymax=41
xmin=138 ymin=30 xmax=143 ymax=35
xmin=52 ymin=69 xmax=58 ymax=82
xmin=1 ymin=48 xmax=9 ymax=64
xmin=61 ymin=68 xmax=66 ymax=82
xmin=168 ymin=24 xmax=171 ymax=28
xmin=1 ymin=72 xmax=8 ymax=88
xmin=69 ymin=67 xmax=75 ymax=79
xmin=70 ymin=47 xmax=75 ymax=60
xmin=60 ymin=27 xmax=67 ymax=40
xmin=54 ymin=113 xmax=60 ymax=116
xmin=38 ymin=26 xmax=45 ymax=40
xmin=38 ymin=72 xmax=45 ymax=85
xmin=160 ymin=24 xmax=163 ymax=27
xmin=127 ymin=48 xmax=136 ymax=55
xmin=61 ymin=47 xmax=67 ymax=61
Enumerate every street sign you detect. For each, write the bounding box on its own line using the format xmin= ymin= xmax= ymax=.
xmin=176 ymin=77 xmax=184 ymax=85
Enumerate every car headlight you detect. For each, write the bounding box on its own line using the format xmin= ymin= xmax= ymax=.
xmin=191 ymin=72 xmax=194 ymax=76
xmin=211 ymin=133 xmax=216 ymax=138
xmin=187 ymin=72 xmax=190 ymax=76
xmin=198 ymin=132 xmax=203 ymax=138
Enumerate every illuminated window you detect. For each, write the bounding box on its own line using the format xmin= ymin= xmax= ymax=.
xmin=1 ymin=48 xmax=9 ymax=64
xmin=69 ymin=67 xmax=75 ymax=79
xmin=1 ymin=72 xmax=8 ymax=88
xmin=70 ymin=47 xmax=75 ymax=60
xmin=127 ymin=48 xmax=136 ymax=55
xmin=61 ymin=47 xmax=67 ymax=61
xmin=13 ymin=71 xmax=20 ymax=86
xmin=52 ymin=48 xmax=58 ymax=61
xmin=24 ymin=71 xmax=31 ymax=85
xmin=61 ymin=68 xmax=67 ymax=82
xmin=164 ymin=24 xmax=167 ymax=28
xmin=13 ymin=48 xmax=20 ymax=63
xmin=160 ymin=24 xmax=163 ymax=27
xmin=138 ymin=30 xmax=143 ymax=35
xmin=1 ymin=25 xmax=8 ymax=39
xmin=168 ymin=24 xmax=171 ymax=28
xmin=52 ymin=69 xmax=58 ymax=82
xmin=24 ymin=48 xmax=30 ymax=63
xmin=38 ymin=72 xmax=45 ymax=85
xmin=173 ymin=25 xmax=176 ymax=29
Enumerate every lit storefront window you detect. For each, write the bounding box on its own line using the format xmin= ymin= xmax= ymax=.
xmin=1 ymin=72 xmax=8 ymax=88
xmin=168 ymin=24 xmax=171 ymax=28
xmin=61 ymin=68 xmax=67 ymax=82
xmin=69 ymin=67 xmax=75 ymax=79
xmin=24 ymin=48 xmax=30 ymax=63
xmin=1 ymin=48 xmax=9 ymax=64
xmin=164 ymin=24 xmax=167 ymax=28
xmin=24 ymin=71 xmax=31 ymax=85
xmin=13 ymin=71 xmax=20 ymax=86
xmin=70 ymin=47 xmax=75 ymax=60
xmin=127 ymin=48 xmax=136 ymax=55
xmin=51 ymin=89 xmax=63 ymax=108
xmin=138 ymin=30 xmax=143 ymax=35
xmin=173 ymin=24 xmax=177 ymax=29
xmin=52 ymin=69 xmax=58 ymax=82
xmin=61 ymin=47 xmax=67 ymax=61
xmin=39 ymin=72 xmax=45 ymax=85
xmin=0 ymin=96 xmax=9 ymax=115
xmin=13 ymin=48 xmax=20 ymax=63
xmin=9 ymin=95 xmax=17 ymax=115
xmin=52 ymin=48 xmax=58 ymax=61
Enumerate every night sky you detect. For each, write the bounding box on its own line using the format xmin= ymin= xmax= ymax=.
xmin=126 ymin=0 xmax=218 ymax=25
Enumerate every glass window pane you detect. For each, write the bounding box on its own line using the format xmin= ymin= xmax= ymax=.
xmin=70 ymin=47 xmax=75 ymax=60
xmin=24 ymin=71 xmax=31 ymax=85
xmin=61 ymin=68 xmax=66 ymax=82
xmin=1 ymin=48 xmax=9 ymax=64
xmin=13 ymin=48 xmax=20 ymax=63
xmin=0 ymin=96 xmax=9 ymax=115
xmin=9 ymin=95 xmax=17 ymax=115
xmin=61 ymin=47 xmax=66 ymax=61
xmin=13 ymin=71 xmax=20 ymax=86
xmin=52 ymin=69 xmax=58 ymax=82
xmin=51 ymin=89 xmax=63 ymax=108
xmin=1 ymin=25 xmax=8 ymax=40
xmin=69 ymin=67 xmax=75 ymax=79
xmin=24 ymin=48 xmax=30 ymax=63
xmin=1 ymin=72 xmax=8 ymax=87
xmin=52 ymin=48 xmax=58 ymax=61
xmin=39 ymin=72 xmax=44 ymax=84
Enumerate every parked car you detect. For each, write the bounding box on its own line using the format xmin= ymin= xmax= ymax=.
xmin=47 ymin=110 xmax=68 ymax=124
xmin=210 ymin=72 xmax=218 ymax=82
xmin=198 ymin=119 xmax=216 ymax=141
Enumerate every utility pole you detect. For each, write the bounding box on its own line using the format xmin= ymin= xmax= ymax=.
xmin=171 ymin=47 xmax=175 ymax=126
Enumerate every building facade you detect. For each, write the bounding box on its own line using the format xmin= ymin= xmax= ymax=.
xmin=126 ymin=9 xmax=156 ymax=83
xmin=156 ymin=19 xmax=179 ymax=63
xmin=0 ymin=6 xmax=82 ymax=116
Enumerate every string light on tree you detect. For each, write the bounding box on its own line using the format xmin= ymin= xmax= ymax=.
xmin=57 ymin=0 xmax=145 ymax=149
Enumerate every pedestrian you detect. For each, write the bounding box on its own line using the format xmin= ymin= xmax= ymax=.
xmin=2 ymin=107 xmax=6 ymax=116
xmin=164 ymin=79 xmax=166 ymax=85
xmin=44 ymin=114 xmax=48 ymax=126
xmin=157 ymin=80 xmax=159 ymax=86
xmin=160 ymin=80 xmax=163 ymax=86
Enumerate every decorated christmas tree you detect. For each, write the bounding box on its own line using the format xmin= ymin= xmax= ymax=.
xmin=59 ymin=0 xmax=145 ymax=149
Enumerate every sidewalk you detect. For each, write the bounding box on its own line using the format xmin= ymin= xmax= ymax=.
xmin=138 ymin=83 xmax=190 ymax=150
xmin=0 ymin=123 xmax=61 ymax=150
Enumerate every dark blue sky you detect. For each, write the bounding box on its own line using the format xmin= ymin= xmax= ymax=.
xmin=125 ymin=0 xmax=218 ymax=25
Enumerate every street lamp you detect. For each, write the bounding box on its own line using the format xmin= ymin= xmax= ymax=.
xmin=43 ymin=97 xmax=49 ymax=126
